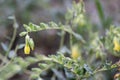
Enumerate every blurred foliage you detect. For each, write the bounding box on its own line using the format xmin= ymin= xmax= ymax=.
xmin=1 ymin=0 xmax=120 ymax=80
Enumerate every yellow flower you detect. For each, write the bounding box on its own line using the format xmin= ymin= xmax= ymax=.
xmin=71 ymin=45 xmax=80 ymax=59
xmin=113 ymin=37 xmax=120 ymax=52
xmin=24 ymin=44 xmax=30 ymax=54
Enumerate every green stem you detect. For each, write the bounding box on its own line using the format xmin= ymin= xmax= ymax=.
xmin=7 ymin=20 xmax=17 ymax=55
xmin=94 ymin=0 xmax=105 ymax=27
xmin=59 ymin=31 xmax=65 ymax=49
xmin=1 ymin=17 xmax=18 ymax=66
xmin=70 ymin=33 xmax=73 ymax=52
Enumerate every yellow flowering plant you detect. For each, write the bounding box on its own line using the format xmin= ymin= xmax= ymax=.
xmin=102 ymin=25 xmax=120 ymax=56
xmin=19 ymin=1 xmax=120 ymax=80
xmin=1 ymin=0 xmax=120 ymax=80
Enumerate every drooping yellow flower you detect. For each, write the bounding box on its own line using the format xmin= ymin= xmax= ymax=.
xmin=24 ymin=35 xmax=34 ymax=55
xmin=71 ymin=45 xmax=80 ymax=59
xmin=24 ymin=44 xmax=30 ymax=54
xmin=113 ymin=37 xmax=120 ymax=52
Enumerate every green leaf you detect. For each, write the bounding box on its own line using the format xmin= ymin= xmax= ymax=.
xmin=32 ymin=68 xmax=42 ymax=73
xmin=29 ymin=23 xmax=41 ymax=30
xmin=40 ymin=23 xmax=49 ymax=29
xmin=29 ymin=38 xmax=34 ymax=50
xmin=23 ymin=24 xmax=31 ymax=32
xmin=0 ymin=64 xmax=21 ymax=80
xmin=19 ymin=31 xmax=27 ymax=37
xmin=38 ymin=63 xmax=48 ymax=69
xmin=72 ymin=32 xmax=85 ymax=43
xmin=49 ymin=22 xmax=58 ymax=28
xmin=95 ymin=0 xmax=105 ymax=26
xmin=30 ymin=73 xmax=40 ymax=79
xmin=29 ymin=22 xmax=35 ymax=30
xmin=26 ymin=57 xmax=38 ymax=63
xmin=84 ymin=64 xmax=93 ymax=75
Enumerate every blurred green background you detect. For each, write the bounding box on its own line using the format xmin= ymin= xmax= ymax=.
xmin=1 ymin=0 xmax=119 ymax=56
xmin=0 ymin=0 xmax=120 ymax=80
